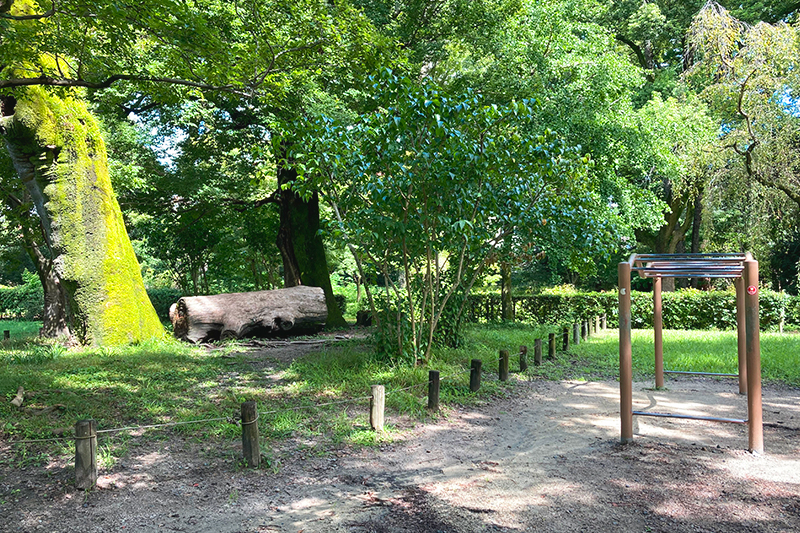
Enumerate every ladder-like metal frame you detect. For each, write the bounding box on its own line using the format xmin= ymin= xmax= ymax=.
xmin=618 ymin=253 xmax=763 ymax=453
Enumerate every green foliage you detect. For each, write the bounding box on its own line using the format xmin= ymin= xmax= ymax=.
xmin=286 ymin=71 xmax=621 ymax=360
xmin=469 ymin=288 xmax=800 ymax=331
xmin=145 ymin=288 xmax=185 ymax=322
xmin=0 ymin=271 xmax=42 ymax=320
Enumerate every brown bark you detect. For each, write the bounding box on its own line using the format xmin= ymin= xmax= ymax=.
xmin=170 ymin=285 xmax=328 ymax=343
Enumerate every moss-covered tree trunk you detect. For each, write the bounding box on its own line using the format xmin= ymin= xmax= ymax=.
xmin=275 ymin=142 xmax=347 ymax=328
xmin=0 ymin=88 xmax=163 ymax=344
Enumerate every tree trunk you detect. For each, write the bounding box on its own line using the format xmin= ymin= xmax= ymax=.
xmin=170 ymin=285 xmax=327 ymax=343
xmin=275 ymin=142 xmax=347 ymax=327
xmin=500 ymin=263 xmax=514 ymax=321
xmin=0 ymin=89 xmax=162 ymax=344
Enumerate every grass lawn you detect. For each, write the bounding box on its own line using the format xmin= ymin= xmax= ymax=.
xmin=1 ymin=321 xmax=798 ymax=467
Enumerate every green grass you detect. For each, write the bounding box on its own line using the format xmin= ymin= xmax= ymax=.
xmin=563 ymin=328 xmax=800 ymax=385
xmin=2 ymin=322 xmax=798 ymax=470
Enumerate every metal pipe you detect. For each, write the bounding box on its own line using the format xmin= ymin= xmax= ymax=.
xmin=619 ymin=262 xmax=633 ymax=444
xmin=744 ymin=259 xmax=764 ymax=454
xmin=663 ymin=370 xmax=738 ymax=377
xmin=632 ymin=411 xmax=747 ymax=424
xmin=735 ymin=277 xmax=747 ymax=395
xmin=654 ymin=276 xmax=663 ymax=389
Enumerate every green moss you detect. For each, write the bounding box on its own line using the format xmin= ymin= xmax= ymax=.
xmin=13 ymin=87 xmax=163 ymax=344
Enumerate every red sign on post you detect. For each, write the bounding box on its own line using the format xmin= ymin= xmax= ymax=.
xmin=747 ymin=285 xmax=757 ymax=295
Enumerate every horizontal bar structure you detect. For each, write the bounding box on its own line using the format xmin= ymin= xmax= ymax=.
xmin=630 ymin=253 xmax=747 ymax=279
xmin=664 ymin=370 xmax=739 ymax=377
xmin=632 ymin=411 xmax=747 ymax=424
xmin=620 ymin=252 xmax=763 ymax=452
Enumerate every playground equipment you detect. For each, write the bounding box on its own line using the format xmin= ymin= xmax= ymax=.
xmin=618 ymin=253 xmax=763 ymax=453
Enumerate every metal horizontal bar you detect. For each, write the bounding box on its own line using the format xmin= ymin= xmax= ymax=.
xmin=664 ymin=370 xmax=738 ymax=377
xmin=632 ymin=267 xmax=743 ymax=273
xmin=632 ymin=411 xmax=747 ymax=424
xmin=637 ymin=272 xmax=742 ymax=279
xmin=634 ymin=253 xmax=746 ymax=259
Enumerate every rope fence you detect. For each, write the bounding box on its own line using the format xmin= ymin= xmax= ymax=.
xmin=5 ymin=314 xmax=607 ymax=487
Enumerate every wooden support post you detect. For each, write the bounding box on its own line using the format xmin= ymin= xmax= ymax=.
xmin=428 ymin=371 xmax=440 ymax=410
xmin=562 ymin=327 xmax=569 ymax=351
xmin=654 ymin=276 xmax=664 ymax=389
xmin=3 ymin=330 xmax=9 ymax=340
xmin=601 ymin=314 xmax=607 ymax=330
xmin=519 ymin=345 xmax=528 ymax=372
xmin=619 ymin=261 xmax=633 ymax=444
xmin=744 ymin=258 xmax=763 ymax=454
xmin=75 ymin=419 xmax=97 ymax=489
xmin=499 ymin=350 xmax=509 ymax=381
xmin=534 ymin=339 xmax=542 ymax=366
xmin=582 ymin=320 xmax=589 ymax=341
xmin=573 ymin=323 xmax=580 ymax=345
xmin=370 ymin=385 xmax=385 ymax=432
xmin=595 ymin=315 xmax=600 ymax=333
xmin=735 ymin=277 xmax=747 ymax=395
xmin=241 ymin=401 xmax=260 ymax=468
xmin=548 ymin=333 xmax=556 ymax=359
xmin=470 ymin=359 xmax=482 ymax=392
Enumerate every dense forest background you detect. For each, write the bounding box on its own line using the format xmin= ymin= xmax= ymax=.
xmin=1 ymin=0 xmax=799 ymax=352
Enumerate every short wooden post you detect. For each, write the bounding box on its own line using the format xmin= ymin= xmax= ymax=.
xmin=519 ymin=345 xmax=528 ymax=372
xmin=75 ymin=419 xmax=97 ymax=489
xmin=470 ymin=359 xmax=482 ymax=392
xmin=594 ymin=315 xmax=600 ymax=333
xmin=241 ymin=401 xmax=260 ymax=468
xmin=3 ymin=330 xmax=9 ymax=340
xmin=582 ymin=320 xmax=589 ymax=340
xmin=562 ymin=327 xmax=569 ymax=351
xmin=370 ymin=385 xmax=385 ymax=432
xmin=548 ymin=333 xmax=556 ymax=359
xmin=428 ymin=370 xmax=440 ymax=410
xmin=499 ymin=350 xmax=509 ymax=381
xmin=534 ymin=339 xmax=542 ymax=366
xmin=573 ymin=323 xmax=580 ymax=345
xmin=601 ymin=314 xmax=607 ymax=330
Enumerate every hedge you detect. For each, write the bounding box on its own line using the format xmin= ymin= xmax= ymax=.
xmin=469 ymin=289 xmax=800 ymax=331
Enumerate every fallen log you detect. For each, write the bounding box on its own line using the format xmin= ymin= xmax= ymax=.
xmin=170 ymin=286 xmax=328 ymax=343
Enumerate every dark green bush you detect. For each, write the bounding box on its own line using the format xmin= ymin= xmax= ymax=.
xmin=0 ymin=270 xmax=44 ymax=320
xmin=469 ymin=288 xmax=800 ymax=331
xmin=146 ymin=288 xmax=184 ymax=321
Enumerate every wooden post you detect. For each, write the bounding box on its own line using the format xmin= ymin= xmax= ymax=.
xmin=582 ymin=320 xmax=588 ymax=341
xmin=654 ymin=276 xmax=664 ymax=389
xmin=744 ymin=258 xmax=763 ymax=454
xmin=428 ymin=371 xmax=440 ymax=410
xmin=75 ymin=419 xmax=97 ymax=489
xmin=562 ymin=327 xmax=569 ymax=351
xmin=3 ymin=330 xmax=9 ymax=340
xmin=499 ymin=350 xmax=509 ymax=381
xmin=370 ymin=385 xmax=385 ymax=432
xmin=470 ymin=359 xmax=482 ymax=392
xmin=619 ymin=261 xmax=633 ymax=444
xmin=573 ymin=323 xmax=580 ymax=345
xmin=519 ymin=345 xmax=528 ymax=372
xmin=595 ymin=315 xmax=600 ymax=333
xmin=601 ymin=314 xmax=607 ymax=330
xmin=735 ymin=276 xmax=747 ymax=395
xmin=534 ymin=339 xmax=542 ymax=366
xmin=241 ymin=401 xmax=260 ymax=468
xmin=548 ymin=333 xmax=556 ymax=359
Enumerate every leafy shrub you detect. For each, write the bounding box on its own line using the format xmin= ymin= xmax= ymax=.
xmin=0 ymin=271 xmax=44 ymax=320
xmin=146 ymin=288 xmax=185 ymax=321
xmin=469 ymin=288 xmax=800 ymax=331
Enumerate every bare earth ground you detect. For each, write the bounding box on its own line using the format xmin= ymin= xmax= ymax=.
xmin=2 ymin=343 xmax=800 ymax=533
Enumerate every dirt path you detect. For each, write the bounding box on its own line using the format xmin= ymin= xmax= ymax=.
xmin=3 ymin=373 xmax=800 ymax=533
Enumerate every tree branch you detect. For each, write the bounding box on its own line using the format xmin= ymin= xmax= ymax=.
xmin=0 ymin=74 xmax=251 ymax=96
